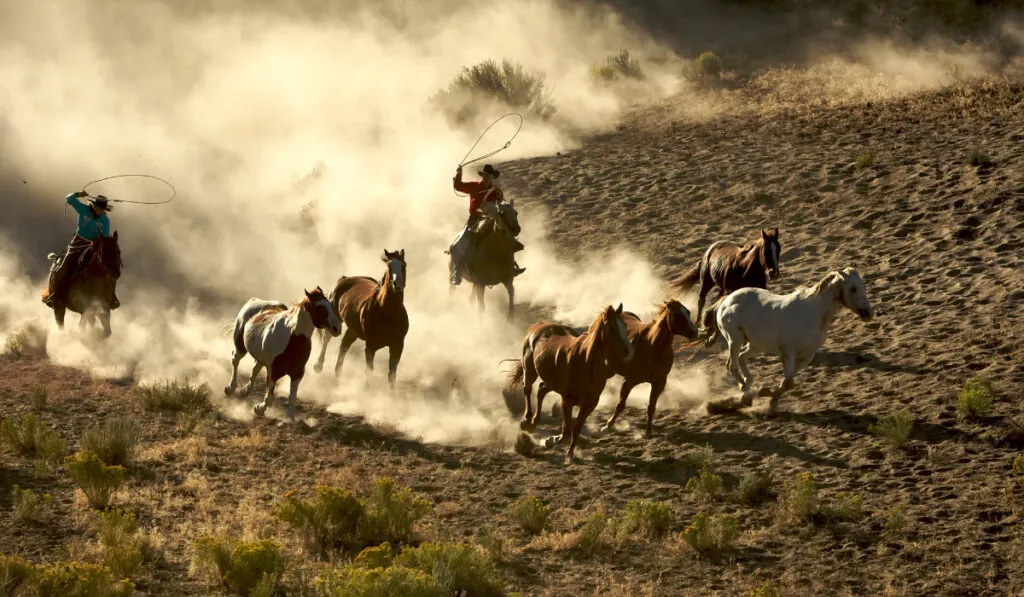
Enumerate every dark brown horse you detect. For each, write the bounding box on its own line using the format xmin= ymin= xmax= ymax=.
xmin=313 ymin=249 xmax=409 ymax=387
xmin=43 ymin=233 xmax=122 ymax=338
xmin=505 ymin=304 xmax=634 ymax=464
xmin=458 ymin=201 xmax=522 ymax=318
xmin=602 ymin=300 xmax=698 ymax=436
xmin=673 ymin=227 xmax=782 ymax=326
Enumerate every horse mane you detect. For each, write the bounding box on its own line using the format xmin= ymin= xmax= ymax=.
xmin=645 ymin=301 xmax=676 ymax=345
xmin=580 ymin=308 xmax=610 ymax=359
xmin=802 ymin=271 xmax=843 ymax=299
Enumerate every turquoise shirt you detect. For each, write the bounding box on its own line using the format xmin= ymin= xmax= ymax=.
xmin=66 ymin=193 xmax=111 ymax=240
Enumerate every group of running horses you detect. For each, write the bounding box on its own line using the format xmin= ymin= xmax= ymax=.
xmin=45 ymin=189 xmax=874 ymax=465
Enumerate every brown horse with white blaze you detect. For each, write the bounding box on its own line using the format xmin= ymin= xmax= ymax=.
xmin=313 ymin=249 xmax=409 ymax=387
xmin=602 ymin=300 xmax=698 ymax=436
xmin=505 ymin=304 xmax=635 ymax=464
xmin=673 ymin=227 xmax=782 ymax=326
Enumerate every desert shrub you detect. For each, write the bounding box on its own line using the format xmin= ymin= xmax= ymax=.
xmin=358 ymin=478 xmax=431 ymax=546
xmin=745 ymin=581 xmax=783 ymax=597
xmin=681 ymin=443 xmax=714 ymax=470
xmin=684 ymin=51 xmax=723 ymax=82
xmin=617 ymin=500 xmax=672 ymax=540
xmin=3 ymin=331 xmax=28 ymax=358
xmin=680 ymin=513 xmax=739 ymax=556
xmin=686 ymin=465 xmax=724 ymax=503
xmin=737 ymin=466 xmax=776 ymax=505
xmin=590 ymin=49 xmax=644 ymax=82
xmin=476 ymin=528 xmax=509 ymax=562
xmin=396 ymin=542 xmax=504 ymax=597
xmin=31 ymin=388 xmax=49 ymax=409
xmin=777 ymin=472 xmax=819 ymax=525
xmin=81 ymin=417 xmax=142 ymax=467
xmin=573 ymin=512 xmax=609 ymax=555
xmin=138 ymin=380 xmax=210 ymax=415
xmin=33 ymin=561 xmax=135 ymax=597
xmin=317 ymin=564 xmax=443 ymax=597
xmin=64 ymin=451 xmax=126 ymax=509
xmin=884 ymin=505 xmax=910 ymax=536
xmin=192 ymin=537 xmax=283 ymax=597
xmin=508 ymin=496 xmax=550 ymax=535
xmin=869 ymin=411 xmax=914 ymax=449
xmin=967 ymin=146 xmax=994 ymax=167
xmin=957 ymin=377 xmax=994 ymax=419
xmin=95 ymin=509 xmax=154 ymax=579
xmin=0 ymin=554 xmax=35 ymax=595
xmin=855 ymin=150 xmax=876 ymax=169
xmin=11 ymin=485 xmax=53 ymax=523
xmin=823 ymin=492 xmax=865 ymax=523
xmin=0 ymin=414 xmax=67 ymax=468
xmin=274 ymin=486 xmax=365 ymax=555
xmin=352 ymin=543 xmax=395 ymax=570
xmin=431 ymin=59 xmax=556 ymax=126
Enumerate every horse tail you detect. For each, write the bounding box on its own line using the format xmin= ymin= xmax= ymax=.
xmin=504 ymin=360 xmax=525 ymax=392
xmin=699 ymin=297 xmax=725 ymax=347
xmin=672 ymin=260 xmax=702 ymax=294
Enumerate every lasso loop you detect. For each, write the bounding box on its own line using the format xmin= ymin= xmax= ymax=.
xmin=81 ymin=174 xmax=176 ymax=205
xmin=454 ymin=113 xmax=523 ymax=197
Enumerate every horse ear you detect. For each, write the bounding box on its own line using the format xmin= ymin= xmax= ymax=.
xmin=113 ymin=231 xmax=118 ymax=239
xmin=761 ymin=227 xmax=767 ymax=238
xmin=305 ymin=289 xmax=312 ymax=298
xmin=774 ymin=227 xmax=779 ymax=237
xmin=615 ymin=303 xmax=623 ymax=315
xmin=509 ymin=199 xmax=515 ymax=207
xmin=400 ymin=249 xmax=405 ymax=259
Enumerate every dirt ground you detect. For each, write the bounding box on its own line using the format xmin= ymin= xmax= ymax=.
xmin=3 ymin=75 xmax=1024 ymax=596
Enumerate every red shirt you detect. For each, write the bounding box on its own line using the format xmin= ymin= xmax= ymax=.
xmin=454 ymin=176 xmax=503 ymax=215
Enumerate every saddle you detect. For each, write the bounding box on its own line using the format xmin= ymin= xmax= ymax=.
xmin=473 ymin=211 xmax=525 ymax=252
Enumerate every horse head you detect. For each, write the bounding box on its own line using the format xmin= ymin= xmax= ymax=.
xmin=821 ymin=267 xmax=873 ymax=321
xmin=381 ymin=249 xmax=406 ymax=294
xmin=759 ymin=227 xmax=781 ymax=280
xmin=94 ymin=231 xmax=123 ymax=279
xmin=663 ymin=299 xmax=698 ymax=339
xmin=497 ymin=201 xmax=521 ymax=237
xmin=600 ymin=303 xmax=634 ymax=365
xmin=303 ymin=286 xmax=342 ymax=335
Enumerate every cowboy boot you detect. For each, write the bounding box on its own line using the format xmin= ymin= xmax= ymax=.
xmin=511 ymin=238 xmax=525 ymax=252
xmin=513 ymin=262 xmax=526 ymax=277
xmin=449 ymin=258 xmax=462 ymax=286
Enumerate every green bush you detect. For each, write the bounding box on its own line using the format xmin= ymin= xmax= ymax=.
xmin=680 ymin=513 xmax=739 ymax=556
xmin=64 ymin=451 xmax=126 ymax=509
xmin=855 ymin=150 xmax=876 ymax=169
xmin=0 ymin=413 xmax=67 ymax=468
xmin=193 ymin=537 xmax=283 ymax=597
xmin=95 ymin=509 xmax=153 ymax=579
xmin=1013 ymin=455 xmax=1024 ymax=491
xmin=138 ymin=380 xmax=210 ymax=414
xmin=317 ymin=564 xmax=443 ymax=597
xmin=351 ymin=543 xmax=394 ymax=570
xmin=33 ymin=561 xmax=135 ymax=597
xmin=957 ymin=377 xmax=994 ymax=420
xmin=778 ymin=472 xmax=819 ymax=525
xmin=431 ymin=59 xmax=556 ymax=126
xmin=617 ymin=500 xmax=672 ymax=539
xmin=686 ymin=465 xmax=724 ymax=502
xmin=81 ymin=417 xmax=142 ymax=468
xmin=0 ymin=554 xmax=35 ymax=595
xmin=508 ymin=496 xmax=549 ymax=535
xmin=869 ymin=411 xmax=914 ymax=449
xmin=573 ymin=512 xmax=609 ymax=555
xmin=823 ymin=492 xmax=865 ymax=523
xmin=274 ymin=486 xmax=365 ymax=555
xmin=737 ymin=467 xmax=776 ymax=505
xmin=11 ymin=485 xmax=53 ymax=523
xmin=396 ymin=542 xmax=504 ymax=597
xmin=358 ymin=478 xmax=431 ymax=546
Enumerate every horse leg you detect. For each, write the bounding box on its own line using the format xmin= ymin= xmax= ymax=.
xmin=239 ymin=362 xmax=263 ymax=397
xmin=54 ymin=305 xmax=66 ymax=330
xmin=646 ymin=378 xmax=667 ymax=438
xmin=364 ymin=346 xmax=376 ymax=375
xmin=736 ymin=343 xmax=756 ymax=406
xmin=545 ymin=397 xmax=574 ymax=449
xmin=531 ymin=383 xmax=552 ymax=427
xmin=254 ymin=366 xmax=276 ymax=416
xmin=520 ymin=360 xmax=538 ymax=430
xmin=387 ymin=342 xmax=404 ymax=388
xmin=313 ymin=328 xmax=334 ymax=374
xmin=334 ymin=328 xmax=358 ymax=377
xmin=766 ymin=350 xmax=797 ymax=414
xmin=473 ymin=284 xmax=485 ymax=313
xmin=696 ymin=275 xmax=714 ymax=324
xmin=602 ymin=381 xmax=637 ymax=432
xmin=98 ymin=309 xmax=111 ymax=339
xmin=285 ymin=375 xmax=301 ymax=422
xmin=225 ymin=329 xmax=247 ymax=396
xmin=503 ymin=280 xmax=515 ymax=319
xmin=566 ymin=399 xmax=597 ymax=465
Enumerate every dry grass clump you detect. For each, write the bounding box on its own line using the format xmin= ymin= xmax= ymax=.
xmin=869 ymin=410 xmax=915 ymax=449
xmin=0 ymin=413 xmax=67 ymax=471
xmin=11 ymin=485 xmax=54 ymax=523
xmin=957 ymin=376 xmax=994 ymax=420
xmin=81 ymin=417 xmax=142 ymax=468
xmin=680 ymin=512 xmax=739 ymax=557
xmin=508 ymin=496 xmax=550 ymax=535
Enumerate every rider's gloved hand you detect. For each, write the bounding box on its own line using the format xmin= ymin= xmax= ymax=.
xmin=75 ymin=191 xmax=88 ymax=198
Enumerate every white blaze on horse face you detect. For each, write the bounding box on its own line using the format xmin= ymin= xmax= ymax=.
xmin=615 ymin=316 xmax=634 ymax=362
xmin=319 ymin=297 xmax=342 ymax=335
xmin=389 ymin=258 xmax=405 ymax=292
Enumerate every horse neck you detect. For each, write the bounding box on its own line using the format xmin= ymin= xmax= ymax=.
xmin=578 ymin=317 xmax=610 ymax=371
xmin=288 ymin=305 xmax=315 ymax=338
xmin=811 ymin=282 xmax=844 ymax=332
xmin=740 ymin=241 xmax=767 ymax=278
xmin=374 ymin=272 xmax=402 ymax=310
xmin=644 ymin=312 xmax=673 ymax=348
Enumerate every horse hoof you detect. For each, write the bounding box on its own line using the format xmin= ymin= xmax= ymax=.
xmin=600 ymin=423 xmax=614 ymax=433
xmin=313 ymin=363 xmax=323 ymax=374
xmin=519 ymin=419 xmax=536 ymax=432
xmin=564 ymin=454 xmax=574 ymax=465
xmin=224 ymin=386 xmax=235 ymax=397
xmin=543 ymin=436 xmax=559 ymax=449
xmin=253 ymin=404 xmax=266 ymax=417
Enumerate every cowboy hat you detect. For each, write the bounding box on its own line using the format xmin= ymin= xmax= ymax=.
xmin=478 ymin=164 xmax=500 ymax=178
xmin=89 ymin=195 xmax=113 ymax=212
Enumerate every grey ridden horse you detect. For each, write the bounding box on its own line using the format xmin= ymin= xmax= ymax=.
xmin=700 ymin=267 xmax=873 ymax=413
xmin=225 ymin=287 xmax=342 ymax=421
xmin=313 ymin=249 xmax=409 ymax=387
xmin=458 ymin=201 xmax=522 ymax=318
xmin=505 ymin=304 xmax=635 ymax=464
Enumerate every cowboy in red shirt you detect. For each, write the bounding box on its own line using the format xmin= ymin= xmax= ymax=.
xmin=448 ymin=164 xmax=525 ymax=285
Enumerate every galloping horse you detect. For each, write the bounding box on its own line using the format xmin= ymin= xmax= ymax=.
xmin=45 ymin=233 xmax=122 ymax=338
xmin=602 ymin=300 xmax=698 ymax=436
xmin=700 ymin=267 xmax=873 ymax=413
xmin=673 ymin=227 xmax=782 ymax=326
xmin=224 ymin=287 xmax=342 ymax=421
xmin=457 ymin=202 xmax=522 ymax=318
xmin=505 ymin=304 xmax=635 ymax=464
xmin=313 ymin=249 xmax=409 ymax=387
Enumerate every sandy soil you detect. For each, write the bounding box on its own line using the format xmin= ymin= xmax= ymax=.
xmin=3 ymin=77 xmax=1024 ymax=596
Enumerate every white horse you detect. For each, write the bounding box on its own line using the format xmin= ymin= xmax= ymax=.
xmin=701 ymin=267 xmax=873 ymax=412
xmin=224 ymin=287 xmax=342 ymax=421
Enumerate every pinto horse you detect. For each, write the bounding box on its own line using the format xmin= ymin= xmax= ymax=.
xmin=313 ymin=249 xmax=409 ymax=387
xmin=224 ymin=287 xmax=342 ymax=421
xmin=44 ymin=233 xmax=122 ymax=338
xmin=700 ymin=267 xmax=873 ymax=413
xmin=602 ymin=300 xmax=698 ymax=436
xmin=673 ymin=227 xmax=782 ymax=326
xmin=505 ymin=304 xmax=635 ymax=464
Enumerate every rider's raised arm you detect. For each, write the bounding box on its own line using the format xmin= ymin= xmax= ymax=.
xmin=453 ymin=178 xmax=481 ymax=195
xmin=65 ymin=192 xmax=90 ymax=217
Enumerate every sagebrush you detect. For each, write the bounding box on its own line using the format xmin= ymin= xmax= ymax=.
xmin=81 ymin=417 xmax=142 ymax=467
xmin=138 ymin=380 xmax=211 ymax=414
xmin=431 ymin=59 xmax=556 ymax=126
xmin=64 ymin=451 xmax=126 ymax=509
xmin=957 ymin=377 xmax=994 ymax=420
xmin=869 ymin=411 xmax=914 ymax=448
xmin=192 ymin=536 xmax=284 ymax=597
xmin=508 ymin=496 xmax=550 ymax=535
xmin=11 ymin=485 xmax=53 ymax=523
xmin=680 ymin=513 xmax=739 ymax=556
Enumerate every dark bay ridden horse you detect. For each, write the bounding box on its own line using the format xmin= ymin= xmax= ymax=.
xmin=505 ymin=304 xmax=635 ymax=464
xmin=457 ymin=202 xmax=522 ymax=318
xmin=43 ymin=233 xmax=122 ymax=338
xmin=314 ymin=249 xmax=409 ymax=387
xmin=602 ymin=300 xmax=698 ymax=436
xmin=673 ymin=227 xmax=782 ymax=327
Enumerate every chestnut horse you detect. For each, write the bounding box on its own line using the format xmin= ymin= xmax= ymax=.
xmin=224 ymin=287 xmax=342 ymax=421
xmin=505 ymin=304 xmax=635 ymax=464
xmin=313 ymin=249 xmax=409 ymax=387
xmin=602 ymin=300 xmax=698 ymax=436
xmin=673 ymin=227 xmax=782 ymax=326
xmin=44 ymin=233 xmax=122 ymax=338
xmin=457 ymin=201 xmax=522 ymax=318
